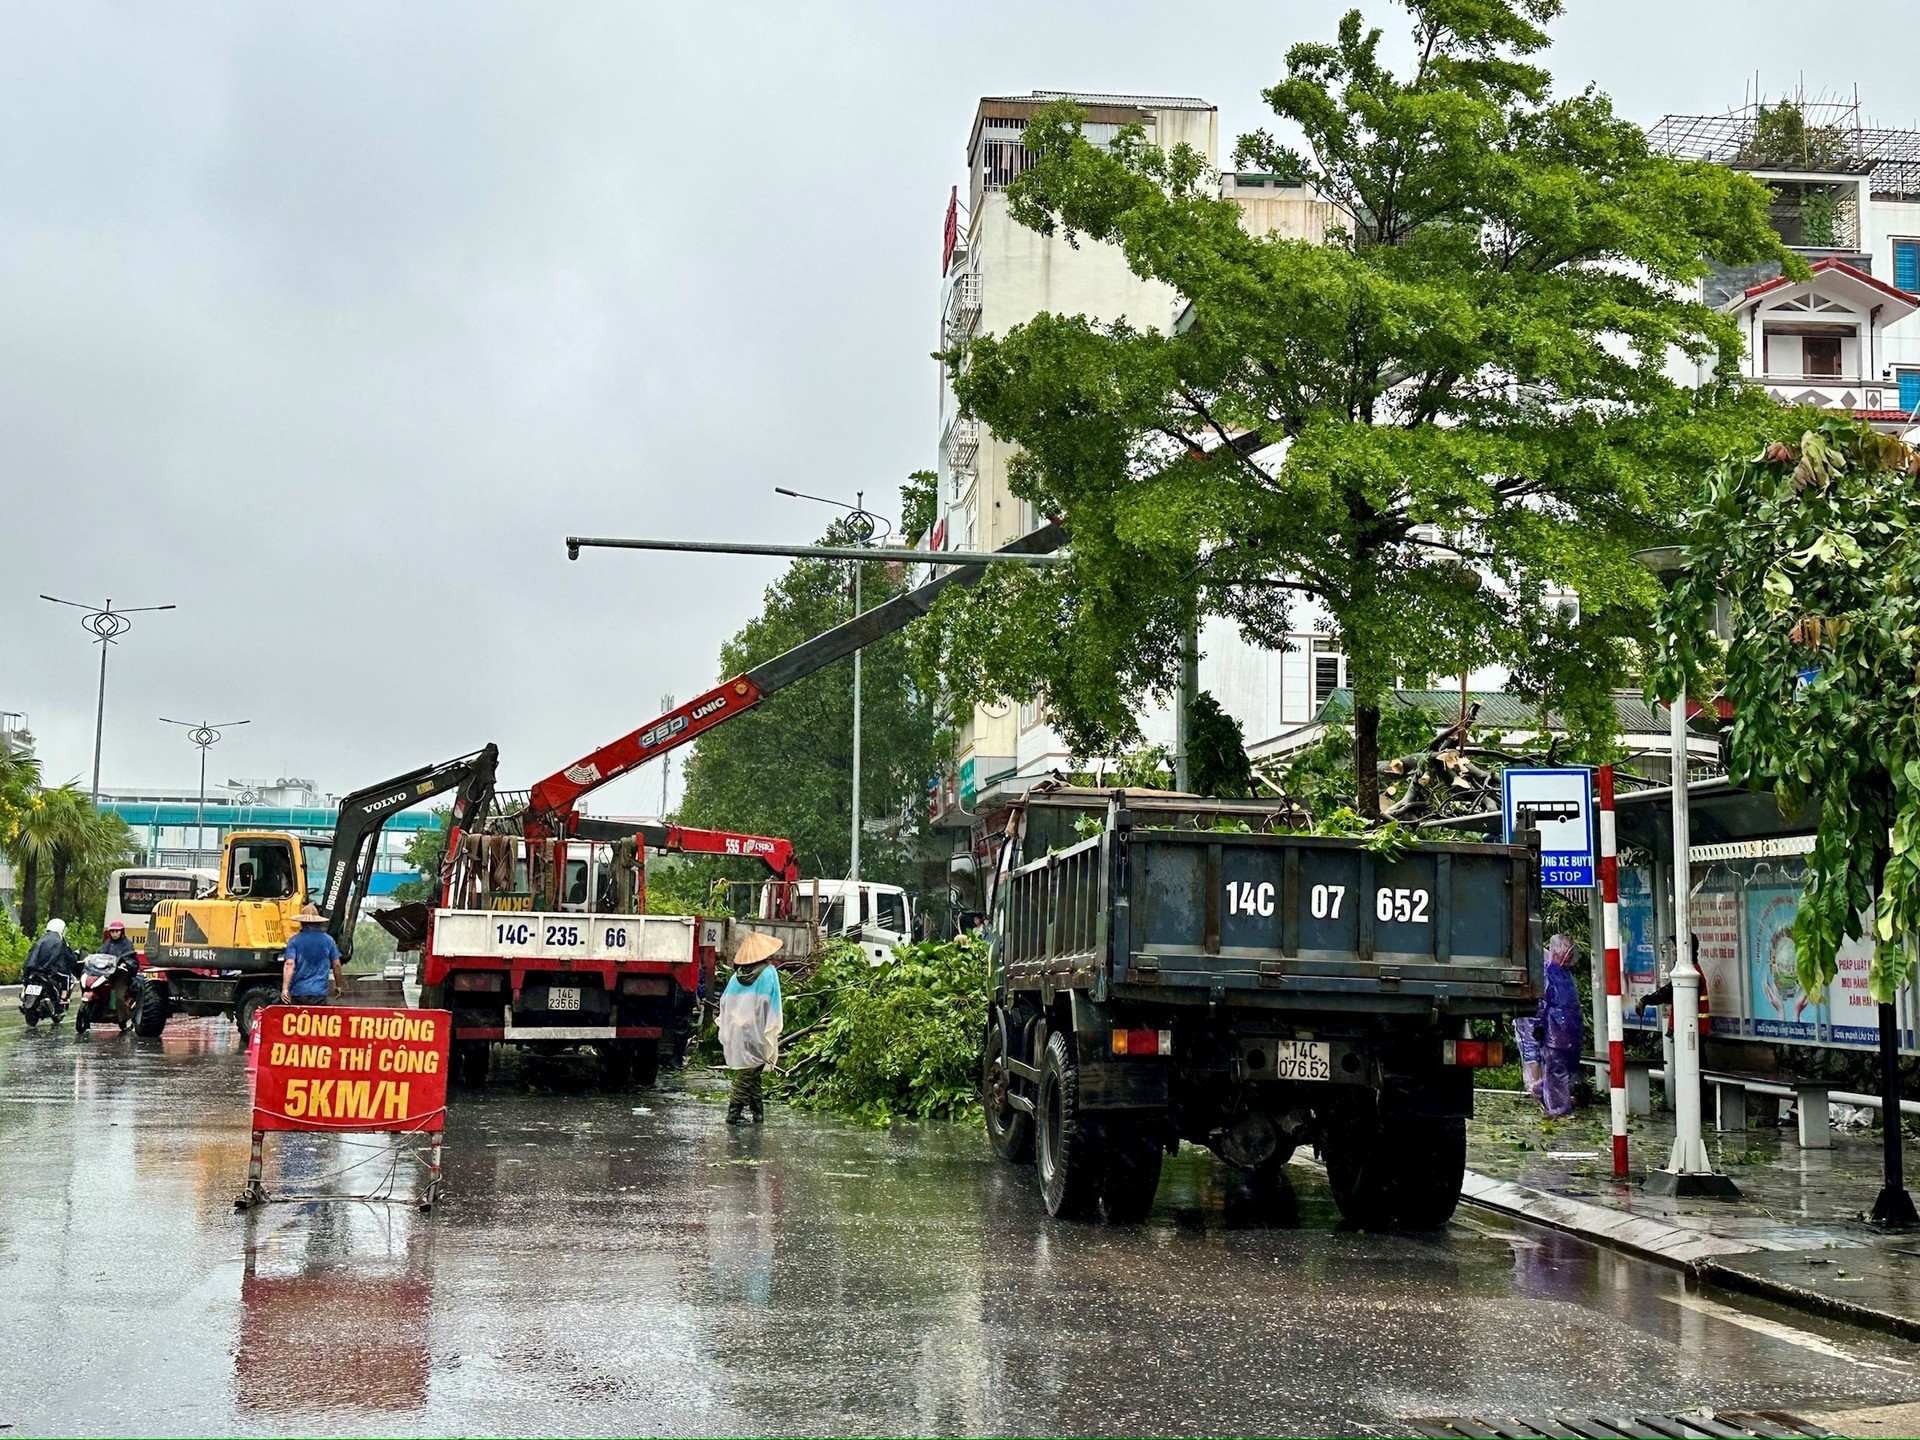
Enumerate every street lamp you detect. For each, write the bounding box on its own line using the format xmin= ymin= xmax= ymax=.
xmin=41 ymin=595 xmax=176 ymax=803
xmin=160 ymin=717 xmax=250 ymax=858
xmin=1633 ymin=546 xmax=1739 ymax=1199
xmin=775 ymin=487 xmax=893 ymax=883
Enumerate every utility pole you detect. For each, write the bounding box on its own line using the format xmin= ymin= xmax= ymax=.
xmin=659 ymin=692 xmax=674 ymax=814
xmin=42 ymin=595 xmax=176 ymax=803
xmin=160 ymin=718 xmax=250 ymax=858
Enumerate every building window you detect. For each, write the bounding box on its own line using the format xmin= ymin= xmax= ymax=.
xmin=1899 ymin=369 xmax=1920 ymax=414
xmin=1803 ymin=335 xmax=1842 ymax=378
xmin=1895 ymin=238 xmax=1920 ymax=294
xmin=1310 ymin=638 xmax=1346 ymax=712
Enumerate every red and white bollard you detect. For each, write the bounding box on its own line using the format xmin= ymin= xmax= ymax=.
xmin=1598 ymin=765 xmax=1628 ymax=1179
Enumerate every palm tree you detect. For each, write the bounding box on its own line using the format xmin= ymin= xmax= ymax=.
xmin=6 ymin=791 xmax=62 ymax=935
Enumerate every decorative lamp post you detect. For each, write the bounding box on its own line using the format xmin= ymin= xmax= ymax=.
xmin=41 ymin=595 xmax=176 ymax=803
xmin=1635 ymin=546 xmax=1739 ymax=1198
xmin=160 ymin=717 xmax=250 ymax=859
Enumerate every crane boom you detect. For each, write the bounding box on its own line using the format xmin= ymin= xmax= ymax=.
xmin=525 ymin=521 xmax=1064 ymax=827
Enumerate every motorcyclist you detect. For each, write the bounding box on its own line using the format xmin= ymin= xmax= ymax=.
xmin=98 ymin=920 xmax=139 ymax=1016
xmin=24 ymin=918 xmax=82 ymax=1013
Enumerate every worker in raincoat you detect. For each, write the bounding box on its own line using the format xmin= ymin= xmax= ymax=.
xmin=718 ymin=931 xmax=784 ymax=1125
xmin=1534 ymin=933 xmax=1583 ymax=1118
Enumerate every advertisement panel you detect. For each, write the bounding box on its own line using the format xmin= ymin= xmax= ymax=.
xmin=1618 ymin=867 xmax=1659 ymax=1027
xmin=251 ymin=1007 xmax=450 ymax=1133
xmin=1747 ymin=885 xmax=1818 ymax=1041
xmin=1691 ymin=887 xmax=1744 ymax=1034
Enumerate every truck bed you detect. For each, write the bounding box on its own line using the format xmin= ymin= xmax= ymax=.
xmin=998 ymin=827 xmax=1539 ymax=1015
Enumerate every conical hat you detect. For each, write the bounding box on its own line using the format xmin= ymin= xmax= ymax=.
xmin=297 ymin=903 xmax=327 ymax=926
xmin=733 ymin=931 xmax=785 ymax=968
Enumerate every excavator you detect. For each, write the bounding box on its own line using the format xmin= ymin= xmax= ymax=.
xmin=140 ymin=745 xmax=501 ymax=1041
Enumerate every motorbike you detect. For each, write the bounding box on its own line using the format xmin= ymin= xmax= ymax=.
xmin=19 ymin=962 xmax=73 ymax=1029
xmin=73 ymin=952 xmax=141 ymax=1035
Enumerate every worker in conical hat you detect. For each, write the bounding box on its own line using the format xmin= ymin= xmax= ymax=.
xmin=280 ymin=904 xmax=341 ymax=1012
xmin=718 ymin=931 xmax=784 ymax=1125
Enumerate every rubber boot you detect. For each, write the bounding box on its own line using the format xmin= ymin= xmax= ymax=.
xmin=725 ymin=1104 xmax=746 ymax=1125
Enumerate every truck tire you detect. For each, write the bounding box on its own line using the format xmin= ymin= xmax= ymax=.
xmin=1100 ymin=1135 xmax=1163 ymax=1223
xmin=633 ymin=1042 xmax=661 ymax=1089
xmin=455 ymin=1041 xmax=490 ymax=1087
xmin=235 ymin=987 xmax=273 ymax=1046
xmin=1035 ymin=1030 xmax=1103 ymax=1220
xmin=982 ymin=1010 xmax=1034 ymax=1164
xmin=1387 ymin=1115 xmax=1467 ymax=1229
xmin=1322 ymin=1107 xmax=1466 ymax=1231
xmin=131 ymin=977 xmax=167 ymax=1038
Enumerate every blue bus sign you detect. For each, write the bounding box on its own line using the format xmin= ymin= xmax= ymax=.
xmin=1502 ymin=766 xmax=1595 ymax=889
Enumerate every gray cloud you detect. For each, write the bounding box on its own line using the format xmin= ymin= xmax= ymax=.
xmin=4 ymin=0 xmax=1915 ymax=811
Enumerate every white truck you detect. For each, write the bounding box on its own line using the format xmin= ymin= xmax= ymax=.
xmin=765 ymin=879 xmax=916 ymax=964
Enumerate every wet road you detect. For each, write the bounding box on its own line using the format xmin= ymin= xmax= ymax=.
xmin=3 ymin=1019 xmax=1915 ymax=1437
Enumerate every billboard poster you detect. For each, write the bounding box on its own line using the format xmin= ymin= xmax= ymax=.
xmin=1827 ymin=922 xmax=1881 ymax=1047
xmin=1690 ymin=888 xmax=1744 ymax=1035
xmin=1747 ymin=886 xmax=1818 ymax=1041
xmin=1617 ymin=867 xmax=1659 ymax=1027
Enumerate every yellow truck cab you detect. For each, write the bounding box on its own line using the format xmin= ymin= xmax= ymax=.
xmin=146 ymin=831 xmax=330 ymax=971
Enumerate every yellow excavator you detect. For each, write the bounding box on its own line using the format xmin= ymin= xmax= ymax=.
xmin=140 ymin=746 xmax=498 ymax=1040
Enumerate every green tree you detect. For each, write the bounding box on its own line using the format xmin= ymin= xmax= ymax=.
xmin=1657 ymin=419 xmax=1920 ymax=1007
xmin=677 ymin=511 xmax=942 ymax=883
xmin=932 ymin=0 xmax=1795 ymax=816
xmin=386 ymin=809 xmax=451 ymax=907
xmin=1186 ymin=690 xmax=1255 ymax=797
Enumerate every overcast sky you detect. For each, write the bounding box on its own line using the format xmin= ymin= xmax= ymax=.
xmin=5 ymin=1 xmax=1915 ymax=812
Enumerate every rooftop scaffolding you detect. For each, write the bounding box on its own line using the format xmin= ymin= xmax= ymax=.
xmin=1649 ymin=98 xmax=1920 ymax=198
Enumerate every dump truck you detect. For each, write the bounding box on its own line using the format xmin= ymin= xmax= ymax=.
xmin=979 ymin=787 xmax=1541 ymax=1228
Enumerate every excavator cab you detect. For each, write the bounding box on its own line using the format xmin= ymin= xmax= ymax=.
xmin=146 ymin=831 xmax=319 ymax=970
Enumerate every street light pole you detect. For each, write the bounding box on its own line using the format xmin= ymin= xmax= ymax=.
xmin=775 ymin=487 xmax=892 ymax=883
xmin=160 ymin=718 xmax=250 ymax=858
xmin=42 ymin=595 xmax=176 ymax=803
xmin=1633 ymin=547 xmax=1738 ymax=1199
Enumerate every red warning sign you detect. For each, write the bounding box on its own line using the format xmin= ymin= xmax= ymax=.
xmin=251 ymin=1006 xmax=450 ymax=1133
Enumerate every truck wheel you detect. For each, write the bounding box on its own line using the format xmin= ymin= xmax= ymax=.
xmin=131 ymin=977 xmax=168 ymax=1038
xmin=1100 ymin=1136 xmax=1163 ymax=1223
xmin=455 ymin=1041 xmax=490 ymax=1087
xmin=235 ymin=988 xmax=273 ymax=1046
xmin=1035 ymin=1031 xmax=1103 ymax=1220
xmin=1388 ymin=1115 xmax=1467 ymax=1229
xmin=129 ymin=983 xmax=167 ymax=1036
xmin=982 ymin=1011 xmax=1034 ymax=1164
xmin=633 ymin=1043 xmax=661 ymax=1089
xmin=1322 ymin=1108 xmax=1465 ymax=1231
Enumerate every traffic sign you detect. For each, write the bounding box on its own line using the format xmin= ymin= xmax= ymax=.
xmin=1502 ymin=766 xmax=1595 ymax=888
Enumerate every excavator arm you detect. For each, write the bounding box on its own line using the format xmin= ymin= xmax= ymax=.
xmin=525 ymin=521 xmax=1065 ymax=833
xmin=318 ymin=743 xmax=500 ymax=957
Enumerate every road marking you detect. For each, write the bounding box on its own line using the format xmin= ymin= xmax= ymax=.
xmin=1660 ymin=1292 xmax=1910 ymax=1372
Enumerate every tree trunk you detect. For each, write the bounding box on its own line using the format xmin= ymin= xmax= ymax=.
xmin=49 ymin=851 xmax=68 ymax=926
xmin=20 ymin=853 xmax=39 ymax=936
xmin=1354 ymin=701 xmax=1382 ymax=819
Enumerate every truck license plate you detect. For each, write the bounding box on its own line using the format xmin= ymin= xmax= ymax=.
xmin=549 ymin=986 xmax=580 ymax=1012
xmin=1271 ymin=1040 xmax=1331 ymax=1081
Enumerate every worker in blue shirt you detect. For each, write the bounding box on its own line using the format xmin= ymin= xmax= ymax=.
xmin=280 ymin=904 xmax=341 ymax=1007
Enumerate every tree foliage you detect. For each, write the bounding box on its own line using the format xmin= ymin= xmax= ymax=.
xmin=1656 ymin=417 xmax=1920 ymax=1005
xmin=1187 ymin=690 xmax=1255 ymax=797
xmin=770 ymin=936 xmax=989 ymax=1124
xmin=1 ymin=744 xmax=133 ymax=936
xmin=677 ymin=509 xmax=942 ymax=884
xmin=930 ymin=0 xmax=1795 ymax=816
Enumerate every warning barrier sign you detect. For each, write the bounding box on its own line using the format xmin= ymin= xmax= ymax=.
xmin=239 ymin=1006 xmax=453 ymax=1212
xmin=252 ymin=1006 xmax=451 ymax=1132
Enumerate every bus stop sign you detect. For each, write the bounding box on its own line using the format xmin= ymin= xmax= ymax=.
xmin=1502 ymin=766 xmax=1595 ymax=888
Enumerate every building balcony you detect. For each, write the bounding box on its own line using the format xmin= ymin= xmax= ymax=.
xmin=944 ymin=271 xmax=981 ymax=347
xmin=1753 ymin=376 xmax=1896 ymax=412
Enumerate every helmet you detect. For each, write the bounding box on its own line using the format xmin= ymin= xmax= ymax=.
xmin=46 ymin=918 xmax=66 ymax=936
xmin=105 ymin=921 xmax=125 ymax=935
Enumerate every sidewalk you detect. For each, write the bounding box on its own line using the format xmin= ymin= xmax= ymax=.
xmin=1463 ymin=1091 xmax=1920 ymax=1340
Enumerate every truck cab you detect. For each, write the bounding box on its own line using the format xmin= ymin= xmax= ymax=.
xmin=766 ymin=879 xmax=914 ymax=964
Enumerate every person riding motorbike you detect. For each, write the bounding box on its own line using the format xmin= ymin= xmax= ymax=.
xmin=22 ymin=918 xmax=82 ymax=1022
xmin=98 ymin=920 xmax=138 ymax=1014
